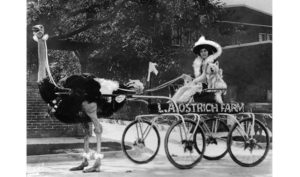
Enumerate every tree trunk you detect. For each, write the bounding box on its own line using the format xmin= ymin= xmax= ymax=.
xmin=75 ymin=50 xmax=90 ymax=73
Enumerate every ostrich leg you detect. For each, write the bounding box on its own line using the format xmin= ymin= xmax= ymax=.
xmin=82 ymin=101 xmax=103 ymax=173
xmin=69 ymin=122 xmax=91 ymax=171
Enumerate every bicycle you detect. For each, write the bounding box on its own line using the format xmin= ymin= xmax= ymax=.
xmin=226 ymin=113 xmax=270 ymax=167
xmin=189 ymin=114 xmax=230 ymax=160
xmin=121 ymin=95 xmax=206 ymax=169
xmin=120 ymin=91 xmax=270 ymax=168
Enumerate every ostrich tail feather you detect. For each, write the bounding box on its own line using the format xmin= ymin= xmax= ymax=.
xmin=96 ymin=83 xmax=129 ymax=117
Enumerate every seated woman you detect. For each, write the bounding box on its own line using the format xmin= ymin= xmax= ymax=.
xmin=171 ymin=36 xmax=222 ymax=103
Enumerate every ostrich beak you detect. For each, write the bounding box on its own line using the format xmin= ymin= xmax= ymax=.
xmin=32 ymin=26 xmax=40 ymax=32
xmin=32 ymin=25 xmax=44 ymax=33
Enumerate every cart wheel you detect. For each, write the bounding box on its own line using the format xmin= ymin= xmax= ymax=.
xmin=227 ymin=118 xmax=270 ymax=167
xmin=164 ymin=119 xmax=205 ymax=169
xmin=121 ymin=120 xmax=160 ymax=164
xmin=201 ymin=118 xmax=229 ymax=160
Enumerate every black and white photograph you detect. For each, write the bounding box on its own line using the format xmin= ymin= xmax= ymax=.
xmin=24 ymin=0 xmax=274 ymax=176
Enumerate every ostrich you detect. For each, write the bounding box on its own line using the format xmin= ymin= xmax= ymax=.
xmin=32 ymin=25 xmax=143 ymax=173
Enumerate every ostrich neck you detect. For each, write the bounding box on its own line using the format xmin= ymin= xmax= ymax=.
xmin=37 ymin=38 xmax=48 ymax=82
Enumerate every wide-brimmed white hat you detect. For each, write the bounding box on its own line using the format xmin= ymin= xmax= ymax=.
xmin=192 ymin=36 xmax=222 ymax=56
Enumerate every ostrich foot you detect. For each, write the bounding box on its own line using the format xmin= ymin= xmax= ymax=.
xmin=69 ymin=160 xmax=89 ymax=171
xmin=83 ymin=158 xmax=101 ymax=173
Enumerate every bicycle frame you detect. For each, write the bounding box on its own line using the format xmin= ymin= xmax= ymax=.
xmin=231 ymin=113 xmax=256 ymax=140
xmin=129 ymin=95 xmax=202 ymax=143
xmin=186 ymin=112 xmax=256 ymax=141
xmin=110 ymin=93 xmax=258 ymax=146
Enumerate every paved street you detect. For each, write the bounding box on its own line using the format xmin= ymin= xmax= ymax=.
xmin=27 ymin=121 xmax=272 ymax=177
xmin=27 ymin=151 xmax=272 ymax=177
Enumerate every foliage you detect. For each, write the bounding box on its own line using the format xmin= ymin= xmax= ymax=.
xmin=27 ymin=0 xmax=224 ymax=83
xmin=48 ymin=50 xmax=81 ymax=81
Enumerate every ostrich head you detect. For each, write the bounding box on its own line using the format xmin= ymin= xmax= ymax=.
xmin=32 ymin=25 xmax=45 ymax=39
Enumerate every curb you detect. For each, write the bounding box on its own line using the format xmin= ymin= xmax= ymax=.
xmin=27 ymin=150 xmax=127 ymax=163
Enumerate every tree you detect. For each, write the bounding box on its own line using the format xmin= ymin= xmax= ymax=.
xmin=27 ymin=0 xmax=224 ymax=82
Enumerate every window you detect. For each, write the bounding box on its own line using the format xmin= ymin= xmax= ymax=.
xmin=259 ymin=33 xmax=266 ymax=41
xmin=267 ymin=90 xmax=272 ymax=102
xmin=259 ymin=33 xmax=272 ymax=41
xmin=267 ymin=34 xmax=272 ymax=41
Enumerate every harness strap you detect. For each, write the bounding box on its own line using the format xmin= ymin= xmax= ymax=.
xmin=145 ymin=75 xmax=185 ymax=92
xmin=117 ymin=88 xmax=137 ymax=93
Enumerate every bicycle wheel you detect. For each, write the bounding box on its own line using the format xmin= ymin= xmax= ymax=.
xmin=164 ymin=119 xmax=205 ymax=169
xmin=121 ymin=120 xmax=160 ymax=164
xmin=227 ymin=118 xmax=270 ymax=167
xmin=202 ymin=118 xmax=229 ymax=160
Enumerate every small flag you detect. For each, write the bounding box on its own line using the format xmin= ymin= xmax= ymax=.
xmin=147 ymin=62 xmax=158 ymax=82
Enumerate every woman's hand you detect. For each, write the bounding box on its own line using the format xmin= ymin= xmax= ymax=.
xmin=192 ymin=73 xmax=206 ymax=84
